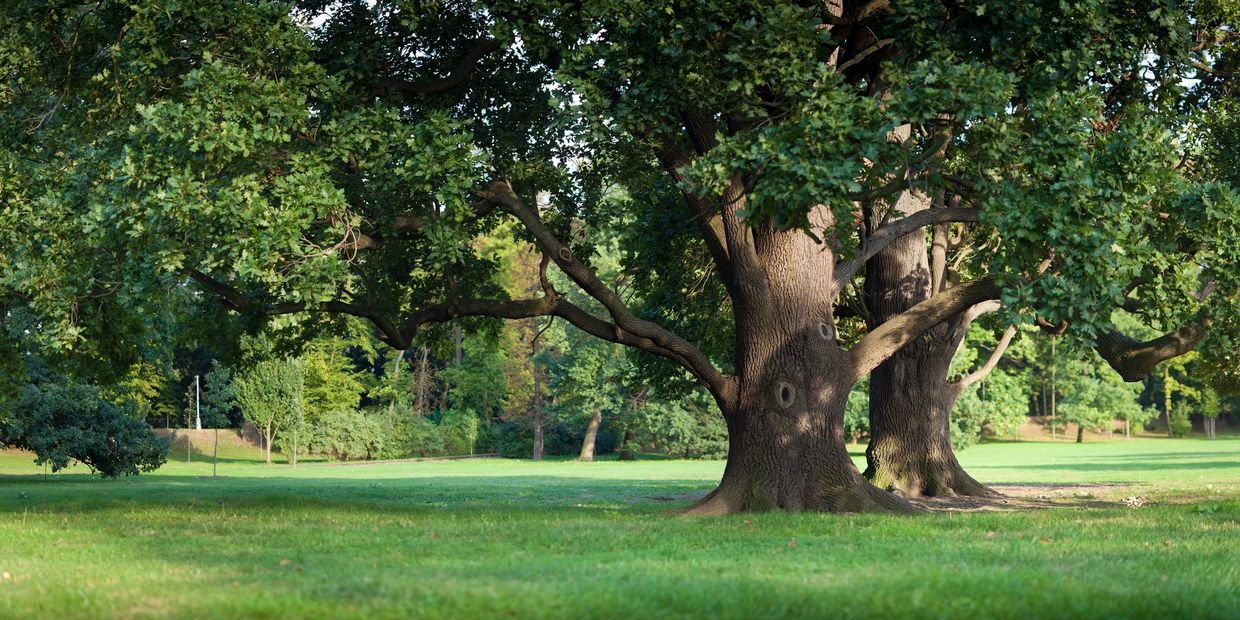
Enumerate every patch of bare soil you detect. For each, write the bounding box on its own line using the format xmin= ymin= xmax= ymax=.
xmin=910 ymin=483 xmax=1131 ymax=512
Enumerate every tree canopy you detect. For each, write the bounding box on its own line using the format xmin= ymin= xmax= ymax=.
xmin=1 ymin=0 xmax=1236 ymax=511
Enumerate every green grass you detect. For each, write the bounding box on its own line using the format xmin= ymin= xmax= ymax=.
xmin=2 ymin=437 xmax=1239 ymax=619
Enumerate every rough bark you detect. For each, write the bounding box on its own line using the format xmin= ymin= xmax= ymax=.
xmin=1097 ymin=323 xmax=1208 ymax=382
xmin=689 ymin=379 xmax=914 ymax=514
xmin=578 ymin=407 xmax=602 ymax=462
xmin=861 ymin=190 xmax=998 ymax=498
xmin=688 ymin=213 xmax=917 ymax=515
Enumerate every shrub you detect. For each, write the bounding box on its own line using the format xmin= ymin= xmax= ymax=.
xmin=391 ymin=410 xmax=445 ymax=458
xmin=1170 ymin=403 xmax=1193 ymax=437
xmin=440 ymin=409 xmax=479 ymax=455
xmin=308 ymin=410 xmax=386 ymax=461
xmin=1 ymin=382 xmax=168 ymax=477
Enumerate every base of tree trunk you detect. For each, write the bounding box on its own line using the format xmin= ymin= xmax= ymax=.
xmin=686 ymin=471 xmax=917 ymax=515
xmin=684 ymin=425 xmax=919 ymax=515
xmin=864 ymin=436 xmax=999 ymax=499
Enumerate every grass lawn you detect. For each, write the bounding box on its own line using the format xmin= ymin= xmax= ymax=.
xmin=1 ymin=436 xmax=1238 ymax=619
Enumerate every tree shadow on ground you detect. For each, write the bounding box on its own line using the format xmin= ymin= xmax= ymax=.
xmin=972 ymin=460 xmax=1240 ymax=473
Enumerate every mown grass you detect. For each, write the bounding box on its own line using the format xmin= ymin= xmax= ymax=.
xmin=1 ymin=437 xmax=1238 ymax=619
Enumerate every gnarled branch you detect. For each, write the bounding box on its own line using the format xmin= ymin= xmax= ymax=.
xmin=369 ymin=40 xmax=502 ymax=98
xmin=847 ymin=276 xmax=1002 ymax=382
xmin=1096 ymin=322 xmax=1209 ymax=382
xmin=480 ymin=179 xmax=734 ymax=400
xmin=833 ymin=207 xmax=979 ymax=295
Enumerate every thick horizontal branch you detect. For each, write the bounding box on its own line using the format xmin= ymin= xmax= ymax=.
xmin=185 ymin=269 xmax=252 ymax=311
xmin=833 ymin=206 xmax=979 ymax=295
xmin=847 ymin=276 xmax=1001 ymax=382
xmin=369 ymin=40 xmax=501 ymax=98
xmin=1096 ymin=322 xmax=1209 ymax=382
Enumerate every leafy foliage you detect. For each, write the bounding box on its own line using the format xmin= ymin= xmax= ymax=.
xmin=0 ymin=380 xmax=167 ymax=477
xmin=233 ymin=357 xmax=304 ymax=456
xmin=307 ymin=409 xmax=385 ymax=461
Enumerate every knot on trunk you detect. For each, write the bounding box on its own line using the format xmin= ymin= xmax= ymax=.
xmin=776 ymin=382 xmax=797 ymax=408
xmin=818 ymin=322 xmax=833 ymax=340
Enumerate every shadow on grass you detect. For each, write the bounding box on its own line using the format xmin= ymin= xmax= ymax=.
xmin=0 ymin=472 xmax=718 ymax=518
xmin=1064 ymin=451 xmax=1240 ymax=461
xmin=972 ymin=460 xmax=1240 ymax=473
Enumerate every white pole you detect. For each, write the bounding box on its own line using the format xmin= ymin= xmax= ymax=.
xmin=195 ymin=375 xmax=202 ymax=430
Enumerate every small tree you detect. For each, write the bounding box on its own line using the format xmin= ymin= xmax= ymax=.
xmin=233 ymin=358 xmax=304 ymax=465
xmin=1060 ymin=356 xmax=1148 ymax=442
xmin=201 ymin=363 xmax=235 ymax=476
xmin=1169 ymin=402 xmax=1194 ymax=438
xmin=1115 ymin=398 xmax=1158 ymax=439
xmin=1201 ymin=388 xmax=1222 ymax=440
xmin=302 ymin=338 xmax=365 ymax=425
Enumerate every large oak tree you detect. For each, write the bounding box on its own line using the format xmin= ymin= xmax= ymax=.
xmin=2 ymin=0 xmax=1237 ymax=512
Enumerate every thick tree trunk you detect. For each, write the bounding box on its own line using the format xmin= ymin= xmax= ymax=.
xmin=578 ymin=407 xmax=602 ymax=462
xmin=1076 ymin=425 xmax=1084 ymax=443
xmin=864 ymin=374 xmax=996 ymax=497
xmin=861 ymin=189 xmax=996 ymax=498
xmin=689 ymin=385 xmax=913 ymax=514
xmin=688 ymin=215 xmax=915 ymax=515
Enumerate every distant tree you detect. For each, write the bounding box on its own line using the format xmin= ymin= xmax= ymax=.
xmin=108 ymin=361 xmax=179 ymax=427
xmin=1060 ymin=354 xmax=1150 ymax=442
xmin=1161 ymin=354 xmax=1203 ymax=438
xmin=546 ymin=327 xmax=629 ymax=462
xmin=201 ymin=363 xmax=237 ymax=428
xmin=1201 ymin=388 xmax=1222 ymax=439
xmin=441 ymin=332 xmax=509 ymax=421
xmin=233 ymin=358 xmax=304 ymax=465
xmin=301 ymin=338 xmax=365 ymax=424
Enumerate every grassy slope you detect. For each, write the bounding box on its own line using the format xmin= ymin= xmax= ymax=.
xmin=1 ymin=438 xmax=1238 ymax=619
